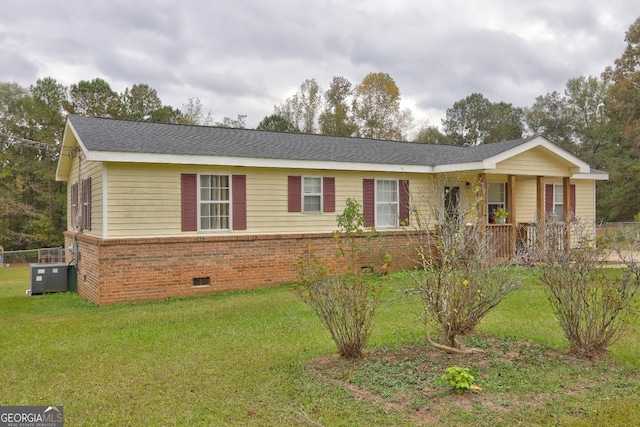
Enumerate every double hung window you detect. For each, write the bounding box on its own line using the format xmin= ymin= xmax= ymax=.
xmin=487 ymin=182 xmax=506 ymax=222
xmin=303 ymin=177 xmax=322 ymax=213
xmin=553 ymin=184 xmax=564 ymax=218
xmin=200 ymin=175 xmax=230 ymax=230
xmin=376 ymin=179 xmax=398 ymax=227
xmin=81 ymin=177 xmax=91 ymax=231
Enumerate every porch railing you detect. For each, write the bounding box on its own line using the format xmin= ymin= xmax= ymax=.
xmin=486 ymin=224 xmax=512 ymax=259
xmin=441 ymin=222 xmax=571 ymax=263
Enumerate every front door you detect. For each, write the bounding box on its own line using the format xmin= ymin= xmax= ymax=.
xmin=444 ymin=186 xmax=460 ymax=221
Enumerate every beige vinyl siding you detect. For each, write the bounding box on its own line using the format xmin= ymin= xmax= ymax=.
xmin=85 ymin=161 xmax=103 ymax=238
xmin=66 ymin=156 xmax=81 ymax=231
xmin=107 ymin=163 xmax=182 ymax=238
xmin=487 ymin=177 xmax=596 ymax=225
xmin=496 ymin=147 xmax=575 ymax=177
xmin=545 ymin=178 xmax=597 ymax=239
xmin=66 ymin=157 xmax=103 ymax=237
xmin=101 ymin=161 xmax=598 ymax=239
xmin=536 ymin=178 xmax=595 ymax=223
xmin=506 ymin=177 xmax=596 ymax=238
xmin=574 ymin=180 xmax=597 ymax=239
xmin=104 ymin=163 xmax=436 ymax=238
xmin=513 ymin=178 xmax=538 ymax=223
xmin=251 ymin=169 xmax=438 ymax=233
xmin=573 ymin=180 xmax=596 ymax=223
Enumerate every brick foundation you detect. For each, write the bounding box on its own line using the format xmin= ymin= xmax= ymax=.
xmin=64 ymin=231 xmax=417 ymax=306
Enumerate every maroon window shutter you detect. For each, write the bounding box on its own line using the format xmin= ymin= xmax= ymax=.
xmin=545 ymin=184 xmax=554 ymax=215
xmin=399 ymin=179 xmax=410 ymax=225
xmin=570 ymin=184 xmax=576 ymax=216
xmin=363 ymin=179 xmax=375 ymax=227
xmin=288 ymin=176 xmax=301 ymax=212
xmin=181 ymin=173 xmax=198 ymax=231
xmin=232 ymin=175 xmax=247 ymax=230
xmin=323 ymin=177 xmax=335 ymax=212
xmin=87 ymin=177 xmax=92 ymax=230
xmin=71 ymin=183 xmax=78 ymax=228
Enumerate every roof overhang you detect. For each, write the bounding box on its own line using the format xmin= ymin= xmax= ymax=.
xmin=83 ymin=150 xmax=434 ymax=173
xmin=572 ymin=171 xmax=609 ymax=180
xmin=433 ymin=135 xmax=593 ymax=176
xmin=56 ymin=122 xmax=606 ymax=180
xmin=55 ymin=120 xmax=85 ymax=181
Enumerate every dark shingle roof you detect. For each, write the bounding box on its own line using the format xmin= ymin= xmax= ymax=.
xmin=67 ymin=115 xmax=533 ymax=167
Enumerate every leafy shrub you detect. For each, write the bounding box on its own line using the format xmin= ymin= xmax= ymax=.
xmin=294 ymin=198 xmax=383 ymax=359
xmin=534 ymin=219 xmax=640 ymax=357
xmin=407 ymin=182 xmax=521 ymax=353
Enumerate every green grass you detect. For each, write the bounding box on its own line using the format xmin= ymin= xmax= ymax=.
xmin=2 ymin=266 xmax=640 ymax=426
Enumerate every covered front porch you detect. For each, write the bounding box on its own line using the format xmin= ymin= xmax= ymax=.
xmin=478 ymin=174 xmax=577 ymax=262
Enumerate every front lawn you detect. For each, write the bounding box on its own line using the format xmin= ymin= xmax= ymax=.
xmin=1 ymin=267 xmax=639 ymax=426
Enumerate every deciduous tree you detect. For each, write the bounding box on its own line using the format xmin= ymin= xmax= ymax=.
xmin=442 ymin=93 xmax=523 ymax=145
xmin=256 ymin=114 xmax=299 ymax=132
xmin=65 ymin=78 xmax=123 ymax=117
xmin=180 ymin=97 xmax=213 ymax=125
xmin=121 ymin=83 xmax=162 ymax=121
xmin=525 ymin=91 xmax=575 ymax=153
xmin=275 ymin=78 xmax=322 ymax=134
xmin=319 ymin=76 xmax=357 ymax=137
xmin=599 ymin=17 xmax=640 ymax=221
xmin=0 ymin=80 xmax=65 ymax=249
xmin=413 ymin=124 xmax=449 ymax=144
xmin=352 ymin=72 xmax=413 ymax=140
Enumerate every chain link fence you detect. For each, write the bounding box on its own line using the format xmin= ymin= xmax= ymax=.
xmin=597 ymin=222 xmax=640 ymax=247
xmin=1 ymin=247 xmax=66 ymax=266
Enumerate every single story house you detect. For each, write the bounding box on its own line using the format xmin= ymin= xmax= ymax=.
xmin=56 ymin=115 xmax=608 ymax=305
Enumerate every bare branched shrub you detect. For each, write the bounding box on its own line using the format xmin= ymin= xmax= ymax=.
xmin=407 ymin=182 xmax=522 ymax=354
xmin=294 ymin=198 xmax=383 ymax=359
xmin=534 ymin=219 xmax=640 ymax=357
xmin=612 ymin=225 xmax=640 ymax=277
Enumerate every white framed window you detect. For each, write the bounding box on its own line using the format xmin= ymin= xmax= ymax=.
xmin=81 ymin=177 xmax=91 ymax=231
xmin=199 ymin=174 xmax=230 ymax=230
xmin=487 ymin=182 xmax=506 ymax=222
xmin=303 ymin=176 xmax=322 ymax=213
xmin=553 ymin=184 xmax=564 ymax=218
xmin=376 ymin=179 xmax=398 ymax=227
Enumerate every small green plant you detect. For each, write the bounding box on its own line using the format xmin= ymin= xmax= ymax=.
xmin=493 ymin=207 xmax=509 ymax=223
xmin=442 ymin=366 xmax=479 ymax=394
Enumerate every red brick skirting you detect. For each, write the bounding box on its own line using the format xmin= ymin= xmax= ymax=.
xmin=64 ymin=231 xmax=416 ymax=306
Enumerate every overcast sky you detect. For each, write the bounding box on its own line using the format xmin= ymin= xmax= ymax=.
xmin=1 ymin=0 xmax=636 ymax=133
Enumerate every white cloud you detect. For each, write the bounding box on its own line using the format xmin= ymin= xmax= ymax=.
xmin=0 ymin=0 xmax=635 ymax=130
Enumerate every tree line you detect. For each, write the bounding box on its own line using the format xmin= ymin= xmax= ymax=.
xmin=0 ymin=77 xmax=247 ymax=251
xmin=1 ymin=18 xmax=639 ymax=250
